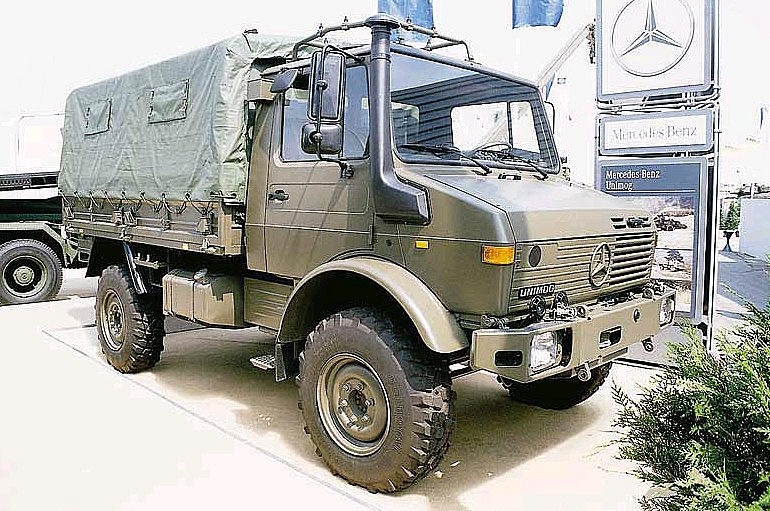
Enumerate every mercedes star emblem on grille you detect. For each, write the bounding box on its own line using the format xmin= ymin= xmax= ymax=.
xmin=589 ymin=243 xmax=613 ymax=288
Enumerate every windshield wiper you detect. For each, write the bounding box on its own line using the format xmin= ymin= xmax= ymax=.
xmin=469 ymin=142 xmax=549 ymax=180
xmin=398 ymin=143 xmax=491 ymax=176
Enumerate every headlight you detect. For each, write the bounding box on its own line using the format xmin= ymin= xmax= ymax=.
xmin=530 ymin=331 xmax=562 ymax=374
xmin=659 ymin=297 xmax=675 ymax=325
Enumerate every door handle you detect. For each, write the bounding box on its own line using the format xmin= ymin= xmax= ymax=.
xmin=268 ymin=190 xmax=290 ymax=202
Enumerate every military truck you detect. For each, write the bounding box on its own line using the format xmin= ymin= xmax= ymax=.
xmin=60 ymin=15 xmax=675 ymax=492
xmin=654 ymin=213 xmax=687 ymax=231
xmin=0 ymin=171 xmax=77 ymax=304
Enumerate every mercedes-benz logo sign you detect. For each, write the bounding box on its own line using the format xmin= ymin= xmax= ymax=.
xmin=611 ymin=0 xmax=695 ymax=77
xmin=589 ymin=243 xmax=612 ymax=288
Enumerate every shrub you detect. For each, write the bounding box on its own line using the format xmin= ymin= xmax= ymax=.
xmin=720 ymin=200 xmax=741 ymax=232
xmin=612 ymin=301 xmax=770 ymax=511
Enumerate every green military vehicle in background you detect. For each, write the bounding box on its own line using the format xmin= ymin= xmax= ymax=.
xmin=60 ymin=15 xmax=675 ymax=492
xmin=0 ymin=171 xmax=77 ymax=304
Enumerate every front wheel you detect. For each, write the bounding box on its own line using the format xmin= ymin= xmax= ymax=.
xmin=297 ymin=307 xmax=455 ymax=493
xmin=501 ymin=362 xmax=612 ymax=410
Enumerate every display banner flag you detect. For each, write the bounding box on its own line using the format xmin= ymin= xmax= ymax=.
xmin=378 ymin=0 xmax=434 ymax=41
xmin=513 ymin=0 xmax=564 ymax=28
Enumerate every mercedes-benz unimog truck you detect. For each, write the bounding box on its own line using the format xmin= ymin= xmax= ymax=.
xmin=60 ymin=15 xmax=675 ymax=492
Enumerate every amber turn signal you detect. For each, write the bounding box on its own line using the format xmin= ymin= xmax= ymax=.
xmin=481 ymin=245 xmax=515 ymax=265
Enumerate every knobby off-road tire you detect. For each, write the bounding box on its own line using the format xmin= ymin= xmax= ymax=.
xmin=0 ymin=239 xmax=63 ymax=305
xmin=502 ymin=362 xmax=612 ymax=410
xmin=297 ymin=307 xmax=455 ymax=493
xmin=95 ymin=265 xmax=165 ymax=373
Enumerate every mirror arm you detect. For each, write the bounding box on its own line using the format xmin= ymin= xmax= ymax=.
xmin=310 ymin=131 xmax=353 ymax=178
xmin=323 ymin=44 xmax=365 ymax=63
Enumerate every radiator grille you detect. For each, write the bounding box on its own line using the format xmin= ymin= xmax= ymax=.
xmin=510 ymin=231 xmax=654 ymax=315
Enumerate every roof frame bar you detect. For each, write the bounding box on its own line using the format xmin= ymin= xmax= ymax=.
xmin=290 ymin=16 xmax=474 ymax=62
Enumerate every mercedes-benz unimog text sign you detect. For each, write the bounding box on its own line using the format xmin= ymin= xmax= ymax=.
xmin=60 ymin=15 xmax=675 ymax=492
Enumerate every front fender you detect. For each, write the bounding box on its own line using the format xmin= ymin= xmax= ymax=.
xmin=278 ymin=257 xmax=468 ymax=354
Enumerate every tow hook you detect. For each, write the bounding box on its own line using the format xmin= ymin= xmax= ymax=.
xmin=576 ymin=362 xmax=591 ymax=382
xmin=642 ymin=338 xmax=655 ymax=352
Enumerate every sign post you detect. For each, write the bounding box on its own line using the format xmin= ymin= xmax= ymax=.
xmin=596 ymin=0 xmax=719 ymax=361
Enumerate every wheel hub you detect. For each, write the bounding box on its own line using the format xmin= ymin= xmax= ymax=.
xmin=108 ymin=303 xmax=123 ymax=336
xmin=2 ymin=255 xmax=46 ymax=298
xmin=317 ymin=353 xmax=390 ymax=456
xmin=332 ymin=368 xmax=387 ymax=443
xmin=12 ymin=265 xmax=35 ymax=286
xmin=101 ymin=290 xmax=125 ymax=350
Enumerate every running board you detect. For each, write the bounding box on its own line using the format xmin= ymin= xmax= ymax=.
xmin=250 ymin=354 xmax=276 ymax=371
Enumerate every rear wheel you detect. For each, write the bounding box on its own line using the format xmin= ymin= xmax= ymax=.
xmin=297 ymin=307 xmax=455 ymax=493
xmin=96 ymin=265 xmax=164 ymax=373
xmin=0 ymin=239 xmax=63 ymax=305
xmin=501 ymin=362 xmax=612 ymax=410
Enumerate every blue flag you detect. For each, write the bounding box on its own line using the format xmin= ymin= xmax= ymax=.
xmin=378 ymin=0 xmax=434 ymax=42
xmin=513 ymin=0 xmax=564 ymax=28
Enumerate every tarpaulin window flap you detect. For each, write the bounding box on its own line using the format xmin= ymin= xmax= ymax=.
xmin=84 ymin=99 xmax=111 ymax=135
xmin=148 ymin=80 xmax=189 ymax=124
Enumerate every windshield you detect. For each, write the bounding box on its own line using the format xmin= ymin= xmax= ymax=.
xmin=390 ymin=52 xmax=560 ymax=173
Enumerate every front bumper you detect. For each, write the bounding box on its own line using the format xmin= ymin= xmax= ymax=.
xmin=470 ymin=288 xmax=676 ymax=383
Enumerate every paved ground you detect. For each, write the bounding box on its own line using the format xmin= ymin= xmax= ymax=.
xmin=1 ymin=253 xmax=767 ymax=510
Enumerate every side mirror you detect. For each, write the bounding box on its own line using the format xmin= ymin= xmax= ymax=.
xmin=308 ymin=51 xmax=345 ymax=122
xmin=301 ymin=123 xmax=343 ymax=155
xmin=544 ymin=101 xmax=556 ymax=134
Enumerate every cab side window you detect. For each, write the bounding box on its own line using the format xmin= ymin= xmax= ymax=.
xmin=281 ymin=74 xmax=314 ymax=161
xmin=341 ymin=65 xmax=368 ymax=159
xmin=281 ymin=64 xmax=369 ymax=162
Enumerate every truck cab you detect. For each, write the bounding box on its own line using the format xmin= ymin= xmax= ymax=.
xmin=62 ymin=15 xmax=674 ymax=493
xmin=246 ymin=15 xmax=673 ymax=381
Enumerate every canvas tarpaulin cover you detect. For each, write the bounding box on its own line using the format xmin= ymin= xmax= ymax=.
xmin=59 ymin=32 xmax=302 ymax=203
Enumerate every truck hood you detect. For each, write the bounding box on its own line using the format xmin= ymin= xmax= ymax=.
xmin=425 ymin=173 xmax=651 ymax=242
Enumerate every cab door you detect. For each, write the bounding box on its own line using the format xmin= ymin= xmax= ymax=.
xmin=264 ymin=64 xmax=373 ymax=279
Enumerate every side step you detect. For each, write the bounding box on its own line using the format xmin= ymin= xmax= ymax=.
xmin=250 ymin=354 xmax=276 ymax=371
